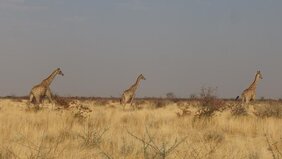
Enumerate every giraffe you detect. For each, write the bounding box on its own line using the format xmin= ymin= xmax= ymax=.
xmin=237 ymin=70 xmax=263 ymax=104
xmin=120 ymin=74 xmax=146 ymax=109
xmin=29 ymin=68 xmax=64 ymax=107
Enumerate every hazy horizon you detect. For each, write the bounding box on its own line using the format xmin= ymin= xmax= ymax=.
xmin=0 ymin=0 xmax=282 ymax=98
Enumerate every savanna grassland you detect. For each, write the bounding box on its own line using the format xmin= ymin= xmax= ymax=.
xmin=0 ymin=96 xmax=282 ymax=159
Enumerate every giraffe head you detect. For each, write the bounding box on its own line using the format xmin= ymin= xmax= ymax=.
xmin=56 ymin=68 xmax=64 ymax=76
xmin=256 ymin=70 xmax=263 ymax=79
xmin=139 ymin=74 xmax=146 ymax=80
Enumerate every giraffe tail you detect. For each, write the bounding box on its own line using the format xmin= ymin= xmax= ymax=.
xmin=235 ymin=96 xmax=240 ymax=101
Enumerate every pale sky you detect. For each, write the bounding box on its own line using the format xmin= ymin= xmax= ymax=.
xmin=0 ymin=0 xmax=282 ymax=98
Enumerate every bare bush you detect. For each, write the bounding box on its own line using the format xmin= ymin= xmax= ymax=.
xmin=189 ymin=93 xmax=198 ymax=100
xmin=166 ymin=92 xmax=176 ymax=99
xmin=127 ymin=127 xmax=187 ymax=159
xmin=78 ymin=122 xmax=109 ymax=148
xmin=14 ymin=131 xmax=65 ymax=159
xmin=195 ymin=87 xmax=226 ymax=118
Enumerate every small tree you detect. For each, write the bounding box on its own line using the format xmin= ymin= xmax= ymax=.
xmin=189 ymin=93 xmax=198 ymax=99
xmin=196 ymin=87 xmax=225 ymax=118
xmin=166 ymin=92 xmax=176 ymax=99
xmin=199 ymin=87 xmax=217 ymax=99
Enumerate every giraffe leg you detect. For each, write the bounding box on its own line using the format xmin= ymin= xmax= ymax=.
xmin=34 ymin=95 xmax=41 ymax=110
xmin=29 ymin=93 xmax=34 ymax=103
xmin=29 ymin=93 xmax=34 ymax=104
xmin=46 ymin=88 xmax=55 ymax=109
xmin=129 ymin=95 xmax=136 ymax=110
xmin=46 ymin=88 xmax=54 ymax=103
xmin=28 ymin=93 xmax=35 ymax=108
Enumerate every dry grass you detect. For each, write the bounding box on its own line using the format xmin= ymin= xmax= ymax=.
xmin=0 ymin=98 xmax=282 ymax=159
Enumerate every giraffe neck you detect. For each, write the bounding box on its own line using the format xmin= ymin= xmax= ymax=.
xmin=41 ymin=70 xmax=58 ymax=87
xmin=248 ymin=74 xmax=260 ymax=90
xmin=130 ymin=76 xmax=142 ymax=92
